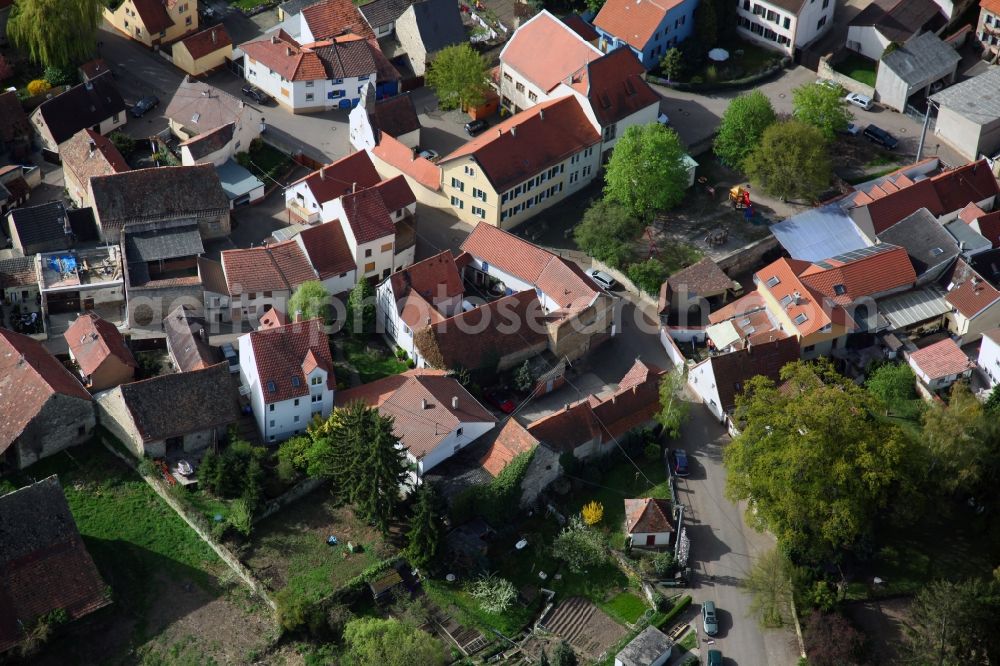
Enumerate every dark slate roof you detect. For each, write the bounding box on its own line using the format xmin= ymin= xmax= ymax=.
xmin=881 ymin=31 xmax=960 ymax=87
xmin=35 ymin=72 xmax=127 ymax=146
xmin=313 ymin=38 xmax=379 ymax=78
xmin=89 ymin=165 xmax=229 ymax=230
xmin=878 ymin=207 xmax=960 ymax=278
xmin=179 ymin=122 xmax=235 ymax=161
xmin=163 ymin=304 xmax=220 ymax=373
xmin=0 ymin=256 xmax=36 ymax=289
xmin=850 ymin=0 xmax=944 ymax=43
xmin=118 ymin=362 xmax=240 ymax=442
xmin=358 ymin=0 xmax=411 ymax=28
xmin=280 ymin=0 xmax=321 ymax=16
xmin=407 ymin=0 xmax=466 ymax=54
xmin=0 ymin=476 xmax=111 ymax=654
xmin=67 ymin=207 xmax=99 ymax=241
xmin=8 ymin=201 xmax=70 ymax=248
xmin=124 ymin=224 xmax=205 ymax=263
xmin=369 ymin=93 xmax=420 ymax=138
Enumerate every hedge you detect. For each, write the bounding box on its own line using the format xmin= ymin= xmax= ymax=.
xmin=652 ymin=595 xmax=692 ymax=630
xmin=648 ymin=59 xmax=791 ymax=93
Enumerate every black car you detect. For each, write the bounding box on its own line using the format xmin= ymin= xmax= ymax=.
xmin=669 ymin=449 xmax=689 ymax=477
xmin=465 ymin=119 xmax=488 ymax=136
xmin=131 ymin=95 xmax=159 ymax=118
xmin=242 ymin=84 xmax=274 ymax=106
xmin=863 ymin=124 xmax=898 ymax=150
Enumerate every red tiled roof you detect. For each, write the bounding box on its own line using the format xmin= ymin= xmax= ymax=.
xmin=131 ymin=0 xmax=174 ymax=35
xmin=441 ymin=96 xmax=600 ymax=194
xmin=461 ymin=222 xmax=601 ymax=312
xmin=221 ymin=239 xmax=317 ymax=295
xmin=568 ymin=47 xmax=660 ymax=127
xmin=705 ymin=336 xmax=800 ymax=413
xmin=337 ymin=369 xmax=495 ymax=461
xmin=0 ymin=330 xmax=91 ymax=452
xmin=259 ymin=308 xmax=287 ymax=329
xmin=959 ymin=202 xmax=986 ymax=224
xmin=246 ymin=318 xmax=335 ymax=404
xmin=973 ymin=210 xmax=1000 ymax=248
xmin=78 ymin=58 xmax=110 ymax=80
xmin=624 ymin=498 xmax=674 ymax=535
xmin=708 ymin=291 xmax=768 ymax=325
xmin=500 ymin=10 xmax=601 ymax=92
xmin=301 ymin=0 xmax=376 ymax=40
xmin=594 ymin=0 xmax=684 ymax=50
xmin=64 ymin=313 xmax=137 ymax=377
xmin=60 ymin=129 xmax=130 ymax=184
xmin=561 ymin=13 xmax=599 ymax=42
xmin=339 ymin=175 xmax=414 ymax=244
xmin=289 ymin=150 xmax=382 ymax=205
xmin=983 ymin=0 xmax=1000 ymax=15
xmin=480 ymin=419 xmax=537 ymax=476
xmin=180 ymin=25 xmax=233 ymax=60
xmin=241 ymin=33 xmax=327 ymax=82
xmin=371 ymin=133 xmax=442 ymax=191
xmin=617 ymin=358 xmax=660 ymax=392
xmin=296 ymin=221 xmax=356 ymax=280
xmin=909 ymin=338 xmax=974 ymax=380
xmin=944 ymin=259 xmax=1000 ymax=318
xmin=389 ymin=251 xmax=464 ymax=328
xmin=799 ymin=244 xmax=916 ymax=304
xmin=755 ymin=257 xmax=835 ymax=337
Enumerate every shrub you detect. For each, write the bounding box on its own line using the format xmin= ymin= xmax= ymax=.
xmin=552 ymin=516 xmax=606 ymax=573
xmin=581 ymin=500 xmax=604 ymax=526
xmin=653 ymin=595 xmax=692 ymax=629
xmin=451 ymin=449 xmax=533 ymax=524
xmin=644 ymin=443 xmax=660 ymax=462
xmin=228 ymin=498 xmax=253 ymax=537
xmin=652 ymin=551 xmax=675 ymax=578
xmin=109 ymin=131 xmax=135 ymax=157
xmin=43 ymin=64 xmax=77 ymax=87
xmin=27 ymin=79 xmax=51 ymax=96
xmin=137 ymin=457 xmax=157 ymax=478
xmin=467 ymin=573 xmax=517 ymax=614
xmin=627 ymin=258 xmax=668 ymax=296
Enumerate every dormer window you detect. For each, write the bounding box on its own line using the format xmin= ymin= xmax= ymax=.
xmin=766 ymin=276 xmax=780 ymax=288
xmin=291 ymin=376 xmax=301 ymax=388
xmin=267 ymin=380 xmax=277 ymax=393
xmin=833 ymin=284 xmax=846 ymax=296
xmin=794 ymin=313 xmax=808 ymax=325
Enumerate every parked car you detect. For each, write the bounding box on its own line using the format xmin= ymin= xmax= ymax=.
xmin=417 ymin=148 xmax=439 ymax=161
xmin=839 ymin=121 xmax=862 ymax=136
xmin=589 ymin=269 xmax=617 ymax=290
xmin=669 ymin=448 xmax=689 ymax=477
xmin=845 ymin=92 xmax=873 ymax=110
xmin=465 ymin=119 xmax=488 ymax=136
xmin=702 ymin=600 xmax=719 ymax=636
xmin=485 ymin=389 xmax=517 ymax=414
xmin=131 ymin=95 xmax=159 ymax=118
xmin=221 ymin=343 xmax=239 ymax=374
xmin=707 ymin=649 xmax=723 ymax=666
xmin=816 ymin=78 xmax=841 ymax=91
xmin=241 ymin=84 xmax=273 ymax=105
xmin=863 ymin=124 xmax=898 ymax=149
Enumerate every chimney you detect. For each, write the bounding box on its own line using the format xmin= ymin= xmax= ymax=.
xmin=199 ymin=327 xmax=206 ymax=341
xmin=88 ymin=139 xmax=96 ymax=157
xmin=451 ymin=396 xmax=458 ymax=409
xmin=286 ymin=47 xmax=293 ymax=57
xmin=319 ymin=166 xmax=326 ymax=180
xmin=497 ymin=128 xmax=502 ymax=138
xmin=271 ymin=34 xmax=279 ymax=44
xmin=511 ymin=125 xmax=517 ymax=137
xmin=211 ymin=29 xmax=217 ymax=44
xmin=352 ymin=181 xmax=357 ymax=193
xmin=539 ymin=108 xmax=544 ymax=121
xmin=421 ymin=398 xmax=428 ymax=410
xmin=294 ymin=310 xmax=303 ymax=323
xmin=564 ymin=403 xmax=570 ymax=411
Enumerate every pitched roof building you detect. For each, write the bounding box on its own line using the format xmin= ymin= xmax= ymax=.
xmin=6 ymin=200 xmax=72 ymax=255
xmin=29 ymin=72 xmax=127 ymax=152
xmin=221 ymin=239 xmax=318 ymax=296
xmin=60 ymin=129 xmax=130 ymax=208
xmin=593 ymin=0 xmax=698 ymax=67
xmin=163 ymin=304 xmax=219 ymax=372
xmin=300 ymin=0 xmax=376 ymax=40
xmin=164 ymin=78 xmax=262 ymax=140
xmin=0 ymin=90 xmax=32 ymax=155
xmin=907 ymin=337 xmax=975 ymax=390
xmin=623 ymin=497 xmax=675 ymax=546
xmin=0 ymin=476 xmax=111 ymax=655
xmin=64 ymin=312 xmax=137 ymax=391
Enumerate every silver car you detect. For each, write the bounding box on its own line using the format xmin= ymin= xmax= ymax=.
xmin=589 ymin=269 xmax=617 ymax=290
xmin=702 ymin=600 xmax=719 ymax=636
xmin=845 ymin=92 xmax=873 ymax=110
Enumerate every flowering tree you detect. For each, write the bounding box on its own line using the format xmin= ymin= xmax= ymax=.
xmin=581 ymin=501 xmax=604 ymax=526
xmin=468 ymin=573 xmax=517 ymax=614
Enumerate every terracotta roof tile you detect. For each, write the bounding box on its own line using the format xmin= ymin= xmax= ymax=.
xmin=339 ymin=175 xmax=414 ymax=244
xmin=594 ymin=0 xmax=684 ymax=50
xmin=983 ymin=0 xmax=1000 ymax=15
xmin=371 ymin=133 xmax=442 ymax=190
xmin=296 ymin=221 xmax=356 ymax=280
xmin=500 ymin=10 xmax=601 ymax=92
xmin=301 ymin=0 xmax=376 ymax=40
xmin=705 ymin=336 xmax=800 ymax=413
xmin=441 ymin=96 xmax=600 ymax=194
xmin=246 ymin=319 xmax=335 ymax=403
xmin=799 ymin=244 xmax=916 ymax=304
xmin=64 ymin=313 xmax=137 ymax=378
xmin=241 ymin=33 xmax=327 ymax=81
xmin=61 ymin=129 xmax=129 ymax=185
xmin=289 ymin=150 xmax=382 ymax=205
xmin=130 ymin=0 xmax=174 ymax=36
xmin=480 ymin=419 xmax=537 ymax=476
xmin=0 ymin=257 xmax=36 ymax=289
xmin=973 ymin=210 xmax=1000 ymax=248
xmin=180 ymin=25 xmax=233 ymax=60
xmin=221 ymin=239 xmax=318 ymax=295
xmin=388 ymin=251 xmax=464 ymax=328
xmin=959 ymin=202 xmax=986 ymax=224
xmin=909 ymin=337 xmax=974 ymax=380
xmin=755 ymin=257 xmax=834 ymax=337
xmin=259 ymin=308 xmax=288 ymax=329
xmin=623 ymin=498 xmax=674 ymax=535
xmin=568 ymin=48 xmax=660 ymax=126
xmin=944 ymin=259 xmax=1000 ymax=318
xmin=309 ymin=34 xmax=380 ymax=79
xmin=662 ymin=257 xmax=735 ymax=313
xmin=0 ymin=330 xmax=91 ymax=452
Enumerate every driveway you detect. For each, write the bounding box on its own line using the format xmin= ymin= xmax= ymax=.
xmin=672 ymin=400 xmax=801 ymax=666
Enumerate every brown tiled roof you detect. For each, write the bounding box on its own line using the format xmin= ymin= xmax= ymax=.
xmin=0 ymin=91 xmax=31 ymax=144
xmin=0 ymin=476 xmax=110 ymax=654
xmin=163 ymin=305 xmax=218 ymax=372
xmin=415 ymin=290 xmax=547 ymax=370
xmin=221 ymin=239 xmax=317 ymax=295
xmin=799 ymin=244 xmax=916 ymax=304
xmin=309 ymin=34 xmax=380 ymax=79
xmin=561 ymin=14 xmax=598 ymax=42
xmin=0 ymin=330 xmax=91 ymax=453
xmin=441 ymin=96 xmax=600 ymax=194
xmin=909 ymin=338 xmax=974 ymax=380
xmin=705 ymin=336 xmax=800 ymax=413
xmin=623 ymin=497 xmax=674 ymax=535
xmin=61 ymin=129 xmax=130 ymax=185
xmin=461 ymin=222 xmax=601 ymax=312
xmin=164 ymin=79 xmax=256 ymax=136
xmin=594 ymin=0 xmax=686 ymax=50
xmin=288 ymin=150 xmax=382 ymax=205
xmin=371 ymin=133 xmax=442 ymax=191
xmin=569 ymin=47 xmax=660 ymax=127
xmin=78 ymin=58 xmax=111 ymax=81
xmin=301 ymin=0 xmax=376 ymax=40
xmin=501 ymin=11 xmax=601 ymax=92
xmin=180 ymin=25 xmax=233 ymax=60
xmin=480 ymin=419 xmax=537 ymax=476
xmin=198 ymin=256 xmax=228 ymax=294
xmin=119 ymin=363 xmax=239 ymax=442
xmin=959 ymin=202 xmax=986 ymax=224
xmin=661 ymin=257 xmax=735 ymax=312
xmin=297 ymin=221 xmax=356 ymax=280
xmin=944 ymin=259 xmax=1000 ymax=318
xmin=369 ymin=93 xmax=420 ymax=138
xmin=389 ymin=250 xmax=464 ymax=328
xmin=131 ymin=0 xmax=174 ymax=34
xmin=708 ymin=291 xmax=768 ymax=325
xmin=64 ymin=313 xmax=137 ymax=377
xmin=35 ymin=72 xmax=126 ymax=146
xmin=340 ymin=175 xmax=415 ymax=244
xmin=0 ymin=256 xmax=37 ymax=289
xmin=259 ymin=308 xmax=288 ymax=329
xmin=755 ymin=257 xmax=843 ymax=337
xmin=245 ymin=319 xmax=335 ymax=403
xmin=974 ymin=211 xmax=1000 ymax=248
xmin=178 ymin=122 xmax=235 ymax=161
xmin=337 ymin=369 xmax=496 ymax=460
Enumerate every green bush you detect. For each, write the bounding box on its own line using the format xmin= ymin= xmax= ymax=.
xmin=451 ymin=450 xmax=534 ymax=524
xmin=627 ymin=258 xmax=668 ymax=296
xmin=644 ymin=443 xmax=660 ymax=462
xmin=653 ymin=595 xmax=692 ymax=629
xmin=44 ymin=64 xmax=77 ymax=87
xmin=108 ymin=131 xmax=135 ymax=157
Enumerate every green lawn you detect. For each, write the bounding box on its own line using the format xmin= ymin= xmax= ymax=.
xmin=677 ymin=628 xmax=698 ymax=651
xmin=236 ymin=141 xmax=292 ymax=184
xmin=684 ymin=39 xmax=782 ymax=83
xmin=339 ymin=336 xmax=409 ymax=384
xmin=603 ymin=591 xmax=648 ymax=625
xmin=10 ymin=442 xmax=221 ymax=637
xmin=833 ymin=53 xmax=878 ymax=87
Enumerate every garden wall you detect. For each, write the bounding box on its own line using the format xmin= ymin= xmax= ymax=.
xmin=645 ymin=58 xmax=790 ymax=94
xmin=664 ymin=325 xmax=707 ymax=343
xmin=817 ymin=54 xmax=876 ymax=98
xmin=660 ymin=327 xmax=687 ymax=367
xmin=716 ymin=236 xmax=779 ymax=276
xmin=254 ymin=477 xmax=326 ymax=523
xmin=590 ymin=258 xmax=659 ymax=312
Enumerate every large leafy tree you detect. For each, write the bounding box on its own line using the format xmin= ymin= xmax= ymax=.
xmin=713 ymin=91 xmax=777 ymax=168
xmin=405 ymin=482 xmax=444 ymax=573
xmin=288 ymin=280 xmax=330 ymax=324
xmin=657 ymin=369 xmax=689 ymax=439
xmin=865 ymin=362 xmax=917 ymax=414
xmin=346 ymin=279 xmax=375 ymax=336
xmin=902 ymin=578 xmax=1000 ymax=665
xmin=8 ymin=0 xmax=101 ymax=68
xmin=573 ymin=200 xmax=643 ymax=269
xmin=426 ymin=43 xmax=489 ymax=111
xmin=604 ymin=123 xmax=690 ymax=219
xmin=745 ymin=548 xmax=794 ymax=627
xmin=923 ymin=382 xmax=998 ymax=500
xmin=792 ymin=82 xmax=852 ymax=140
xmin=803 ymin=611 xmax=867 ymax=666
xmin=343 ymin=617 xmax=446 ymax=666
xmin=551 ymin=516 xmax=606 ymax=573
xmin=744 ymin=119 xmax=831 ymax=202
xmin=724 ymin=359 xmax=923 ymax=562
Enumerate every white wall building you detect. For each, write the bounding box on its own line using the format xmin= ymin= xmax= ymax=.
xmin=977 ymin=328 xmax=1000 ymax=388
xmin=736 ymin=0 xmax=836 ymax=56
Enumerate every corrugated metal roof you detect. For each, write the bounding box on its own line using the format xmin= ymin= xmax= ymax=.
xmin=770 ymin=204 xmax=871 ymax=261
xmin=878 ymin=287 xmax=950 ymax=328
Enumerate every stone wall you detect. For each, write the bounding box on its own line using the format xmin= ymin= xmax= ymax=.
xmin=14 ymin=393 xmax=95 ymax=469
xmin=717 ymin=236 xmax=780 ymax=276
xmin=95 ymin=387 xmax=146 ymax=456
xmin=817 ymin=54 xmax=876 ymax=98
xmin=254 ymin=477 xmax=326 ymax=523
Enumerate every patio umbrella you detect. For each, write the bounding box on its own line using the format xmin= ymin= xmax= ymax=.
xmin=708 ymin=48 xmax=730 ymax=62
